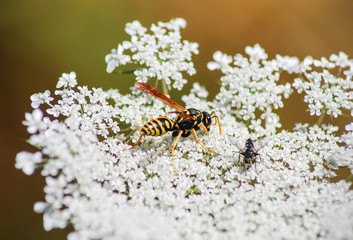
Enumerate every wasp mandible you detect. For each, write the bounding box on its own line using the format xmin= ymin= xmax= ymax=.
xmin=235 ymin=139 xmax=264 ymax=173
xmin=124 ymin=82 xmax=222 ymax=175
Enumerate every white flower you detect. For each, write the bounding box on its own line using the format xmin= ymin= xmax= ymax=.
xmin=190 ymin=82 xmax=208 ymax=98
xmin=207 ymin=51 xmax=232 ymax=72
xmin=33 ymin=201 xmax=49 ymax=213
xmin=30 ymin=90 xmax=54 ymax=108
xmin=330 ymin=51 xmax=350 ymax=68
xmin=105 ymin=18 xmax=198 ymax=90
xmin=105 ymin=44 xmax=131 ymax=73
xmin=275 ymin=54 xmax=300 ymax=73
xmin=164 ymin=17 xmax=186 ymax=30
xmin=313 ymin=57 xmax=335 ymax=69
xmin=345 ymin=122 xmax=353 ymax=132
xmin=209 ymin=45 xmax=293 ymax=128
xmin=245 ymin=43 xmax=268 ymax=62
xmin=134 ymin=68 xmax=151 ymax=83
xmin=15 ymin=151 xmax=43 ymax=175
xmin=292 ymin=55 xmax=353 ymax=119
xmin=18 ymin=76 xmax=353 ymax=239
xmin=320 ymin=202 xmax=353 ymax=240
xmin=22 ymin=108 xmax=46 ymax=134
xmin=125 ymin=20 xmax=147 ymax=36
xmin=295 ymin=56 xmax=313 ymax=73
xmin=56 ymin=72 xmax=77 ymax=88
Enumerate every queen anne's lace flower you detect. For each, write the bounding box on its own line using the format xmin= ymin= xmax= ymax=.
xmin=208 ymin=44 xmax=293 ymax=132
xmin=22 ymin=108 xmax=47 ymax=134
xmin=16 ymin=19 xmax=353 ymax=240
xmin=30 ymin=90 xmax=54 ymax=108
xmin=105 ymin=44 xmax=131 ymax=73
xmin=15 ymin=151 xmax=43 ymax=175
xmin=56 ymin=71 xmax=77 ymax=89
xmin=292 ymin=55 xmax=353 ymax=118
xmin=105 ymin=18 xmax=198 ymax=90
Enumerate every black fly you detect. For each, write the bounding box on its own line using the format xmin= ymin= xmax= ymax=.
xmin=235 ymin=139 xmax=264 ymax=173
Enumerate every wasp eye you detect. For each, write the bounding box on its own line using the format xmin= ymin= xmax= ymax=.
xmin=202 ymin=112 xmax=211 ymax=126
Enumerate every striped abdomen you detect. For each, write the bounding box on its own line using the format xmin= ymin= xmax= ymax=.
xmin=140 ymin=116 xmax=174 ymax=136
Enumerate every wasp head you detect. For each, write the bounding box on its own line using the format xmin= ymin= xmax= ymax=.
xmin=202 ymin=111 xmax=212 ymax=131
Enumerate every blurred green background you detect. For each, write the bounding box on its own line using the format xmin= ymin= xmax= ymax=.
xmin=1 ymin=0 xmax=353 ymax=239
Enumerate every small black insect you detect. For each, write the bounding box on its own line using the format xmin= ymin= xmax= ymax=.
xmin=235 ymin=139 xmax=263 ymax=173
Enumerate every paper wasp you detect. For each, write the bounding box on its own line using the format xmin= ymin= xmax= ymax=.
xmin=235 ymin=139 xmax=263 ymax=173
xmin=124 ymin=82 xmax=222 ymax=175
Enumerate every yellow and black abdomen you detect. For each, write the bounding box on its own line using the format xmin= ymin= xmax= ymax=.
xmin=140 ymin=116 xmax=174 ymax=136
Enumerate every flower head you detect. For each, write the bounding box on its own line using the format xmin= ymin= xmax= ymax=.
xmin=208 ymin=44 xmax=293 ymax=131
xmin=16 ymin=23 xmax=353 ymax=240
xmin=292 ymin=56 xmax=353 ymax=118
xmin=105 ymin=18 xmax=198 ymax=90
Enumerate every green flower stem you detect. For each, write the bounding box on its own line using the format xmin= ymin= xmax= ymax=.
xmin=161 ymin=79 xmax=169 ymax=96
xmin=114 ymin=67 xmax=149 ymax=74
xmin=114 ymin=69 xmax=138 ymax=74
xmin=317 ymin=107 xmax=327 ymax=126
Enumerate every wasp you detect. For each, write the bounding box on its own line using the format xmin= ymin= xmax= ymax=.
xmin=124 ymin=82 xmax=222 ymax=175
xmin=235 ymin=139 xmax=263 ymax=173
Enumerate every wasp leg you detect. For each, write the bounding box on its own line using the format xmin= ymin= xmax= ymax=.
xmin=190 ymin=129 xmax=215 ymax=154
xmin=171 ymin=130 xmax=183 ymax=175
xmin=123 ymin=135 xmax=144 ymax=151
xmin=199 ymin=123 xmax=210 ymax=136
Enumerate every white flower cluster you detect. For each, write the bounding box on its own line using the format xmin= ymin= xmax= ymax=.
xmin=16 ymin=21 xmax=353 ymax=240
xmin=208 ymin=45 xmax=353 ymax=131
xmin=292 ymin=52 xmax=353 ymax=118
xmin=208 ymin=44 xmax=293 ymax=131
xmin=105 ymin=18 xmax=198 ymax=90
xmin=335 ymin=123 xmax=353 ymax=175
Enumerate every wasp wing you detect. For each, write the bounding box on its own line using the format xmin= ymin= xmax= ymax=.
xmin=136 ymin=82 xmax=185 ymax=111
xmin=168 ymin=111 xmax=196 ymax=120
xmin=136 ymin=82 xmax=196 ymax=120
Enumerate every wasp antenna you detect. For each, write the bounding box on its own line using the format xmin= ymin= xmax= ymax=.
xmin=211 ymin=112 xmax=222 ymax=134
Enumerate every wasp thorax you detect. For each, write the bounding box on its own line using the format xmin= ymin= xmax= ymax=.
xmin=173 ymin=108 xmax=202 ymax=131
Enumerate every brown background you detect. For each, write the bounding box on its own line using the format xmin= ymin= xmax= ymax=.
xmin=1 ymin=0 xmax=353 ymax=239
